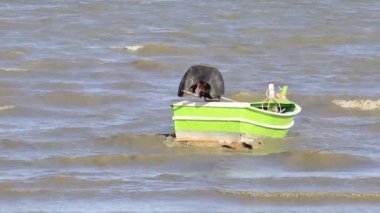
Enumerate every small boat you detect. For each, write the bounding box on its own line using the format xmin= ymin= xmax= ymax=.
xmin=169 ymin=65 xmax=301 ymax=150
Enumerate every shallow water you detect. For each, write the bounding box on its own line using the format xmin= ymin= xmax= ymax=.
xmin=0 ymin=0 xmax=379 ymax=212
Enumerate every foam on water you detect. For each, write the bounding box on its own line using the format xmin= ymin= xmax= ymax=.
xmin=332 ymin=99 xmax=380 ymax=111
xmin=220 ymin=190 xmax=380 ymax=201
xmin=0 ymin=67 xmax=27 ymax=72
xmin=118 ymin=43 xmax=199 ymax=56
xmin=123 ymin=45 xmax=144 ymax=52
xmin=0 ymin=105 xmax=14 ymax=111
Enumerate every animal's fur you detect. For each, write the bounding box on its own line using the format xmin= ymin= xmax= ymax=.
xmin=190 ymin=81 xmax=213 ymax=100
xmin=177 ymin=65 xmax=225 ymax=100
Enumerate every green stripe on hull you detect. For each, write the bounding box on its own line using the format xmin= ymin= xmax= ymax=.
xmin=174 ymin=120 xmax=288 ymax=138
xmin=174 ymin=106 xmax=293 ymax=126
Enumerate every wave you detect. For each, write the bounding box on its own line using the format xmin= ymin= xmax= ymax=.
xmin=0 ymin=105 xmax=14 ymax=111
xmin=219 ymin=175 xmax=380 ymax=194
xmin=0 ymin=188 xmax=49 ymax=197
xmin=1 ymin=175 xmax=132 ymax=189
xmin=140 ymin=0 xmax=183 ymax=4
xmin=38 ymin=91 xmax=137 ymax=106
xmin=25 ymin=58 xmax=102 ymax=71
xmin=0 ymin=153 xmax=172 ymax=168
xmin=0 ymin=134 xmax=168 ymax=153
xmin=0 ymin=50 xmax=25 ymax=60
xmin=114 ymin=43 xmax=198 ymax=55
xmin=219 ymin=190 xmax=380 ymax=201
xmin=269 ymin=151 xmax=376 ymax=172
xmin=0 ymin=82 xmax=16 ymax=96
xmin=95 ymin=134 xmax=170 ymax=151
xmin=0 ymin=187 xmax=98 ymax=198
xmin=37 ymin=153 xmax=174 ymax=167
xmin=222 ymin=150 xmax=377 ymax=173
xmin=275 ymin=34 xmax=358 ymax=47
xmin=0 ymin=67 xmax=28 ymax=72
xmin=2 ymin=133 xmax=378 ymax=174
xmin=0 ymin=139 xmax=32 ymax=150
xmin=106 ymin=81 xmax=154 ymax=90
xmin=0 ymin=137 xmax=101 ymax=152
xmin=128 ymin=59 xmax=165 ymax=70
xmin=124 ymin=45 xmax=144 ymax=52
xmin=13 ymin=150 xmax=378 ymax=171
xmin=149 ymin=173 xmax=188 ymax=181
xmin=332 ymin=99 xmax=380 ymax=111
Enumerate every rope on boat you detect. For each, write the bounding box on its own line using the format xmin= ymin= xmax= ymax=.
xmin=262 ymin=87 xmax=283 ymax=113
xmin=261 ymin=97 xmax=282 ymax=113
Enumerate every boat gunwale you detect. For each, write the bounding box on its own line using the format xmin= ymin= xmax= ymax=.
xmin=172 ymin=100 xmax=302 ymax=117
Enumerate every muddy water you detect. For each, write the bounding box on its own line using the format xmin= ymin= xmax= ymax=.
xmin=0 ymin=0 xmax=379 ymax=212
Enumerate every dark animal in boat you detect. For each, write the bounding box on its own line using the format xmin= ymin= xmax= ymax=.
xmin=190 ymin=81 xmax=212 ymax=100
xmin=177 ymin=65 xmax=225 ymax=101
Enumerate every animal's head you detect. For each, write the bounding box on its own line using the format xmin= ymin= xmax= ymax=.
xmin=197 ymin=81 xmax=211 ymax=91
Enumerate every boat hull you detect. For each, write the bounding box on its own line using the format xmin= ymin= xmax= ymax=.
xmin=172 ymin=100 xmax=301 ymax=142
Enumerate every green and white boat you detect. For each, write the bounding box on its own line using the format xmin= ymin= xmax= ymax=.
xmin=172 ymin=99 xmax=301 ymax=146
xmin=170 ymin=65 xmax=301 ymax=149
